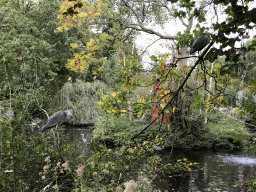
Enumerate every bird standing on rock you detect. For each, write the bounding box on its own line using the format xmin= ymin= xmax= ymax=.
xmin=190 ymin=35 xmax=211 ymax=55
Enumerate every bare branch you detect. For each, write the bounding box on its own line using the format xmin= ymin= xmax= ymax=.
xmin=141 ymin=38 xmax=162 ymax=55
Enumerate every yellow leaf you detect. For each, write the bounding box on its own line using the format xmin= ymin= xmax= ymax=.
xmin=56 ymin=27 xmax=63 ymax=32
xmin=57 ymin=14 xmax=63 ymax=20
xmin=128 ymin=148 xmax=134 ymax=153
xmin=160 ymin=104 xmax=165 ymax=109
xmin=164 ymin=90 xmax=170 ymax=95
xmin=215 ymin=63 xmax=221 ymax=68
xmin=78 ymin=21 xmax=82 ymax=26
xmin=111 ymin=92 xmax=117 ymax=97
xmin=70 ymin=43 xmax=78 ymax=49
xmin=159 ymin=90 xmax=164 ymax=97
xmin=97 ymin=102 xmax=103 ymax=105
xmin=80 ymin=12 xmax=88 ymax=18
xmin=217 ymin=96 xmax=223 ymax=102
xmin=218 ymin=84 xmax=224 ymax=88
xmin=98 ymin=66 xmax=104 ymax=71
xmin=94 ymin=13 xmax=101 ymax=17
xmin=74 ymin=53 xmax=80 ymax=59
xmin=120 ymin=109 xmax=127 ymax=113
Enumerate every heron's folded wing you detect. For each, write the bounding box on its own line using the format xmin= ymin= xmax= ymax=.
xmin=40 ymin=111 xmax=66 ymax=132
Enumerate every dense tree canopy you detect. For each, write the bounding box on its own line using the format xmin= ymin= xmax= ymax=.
xmin=57 ymin=0 xmax=256 ymax=135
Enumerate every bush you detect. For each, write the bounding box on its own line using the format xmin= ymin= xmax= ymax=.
xmin=94 ymin=110 xmax=251 ymax=150
xmin=94 ymin=115 xmax=160 ymax=145
xmin=206 ymin=110 xmax=251 ymax=146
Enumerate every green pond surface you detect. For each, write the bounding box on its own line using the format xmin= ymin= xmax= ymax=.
xmin=64 ymin=127 xmax=256 ymax=192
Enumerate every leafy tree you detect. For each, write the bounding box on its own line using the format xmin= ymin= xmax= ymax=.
xmin=0 ymin=0 xmax=91 ymax=190
xmin=57 ymin=0 xmax=256 ymax=142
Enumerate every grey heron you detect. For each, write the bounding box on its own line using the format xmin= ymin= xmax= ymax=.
xmin=1 ymin=108 xmax=14 ymax=119
xmin=190 ymin=35 xmax=211 ymax=55
xmin=39 ymin=109 xmax=75 ymax=132
xmin=153 ymin=146 xmax=163 ymax=151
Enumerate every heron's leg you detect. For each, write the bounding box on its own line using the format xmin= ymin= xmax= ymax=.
xmin=56 ymin=132 xmax=60 ymax=147
xmin=55 ymin=124 xmax=60 ymax=147
xmin=52 ymin=128 xmax=57 ymax=147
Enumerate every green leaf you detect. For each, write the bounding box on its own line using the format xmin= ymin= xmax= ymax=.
xmin=150 ymin=55 xmax=158 ymax=62
xmin=194 ymin=94 xmax=203 ymax=102
xmin=197 ymin=71 xmax=204 ymax=79
xmin=154 ymin=67 xmax=161 ymax=75
xmin=0 ymin=178 xmax=5 ymax=187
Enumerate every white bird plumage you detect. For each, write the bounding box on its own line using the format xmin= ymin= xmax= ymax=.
xmin=81 ymin=134 xmax=87 ymax=143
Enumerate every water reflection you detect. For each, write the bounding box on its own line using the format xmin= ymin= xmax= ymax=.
xmin=64 ymin=127 xmax=92 ymax=143
xmin=63 ymin=127 xmax=93 ymax=158
xmin=159 ymin=149 xmax=256 ymax=191
xmin=64 ymin=128 xmax=256 ymax=191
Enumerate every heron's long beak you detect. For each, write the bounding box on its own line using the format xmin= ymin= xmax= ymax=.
xmin=72 ymin=114 xmax=76 ymax=119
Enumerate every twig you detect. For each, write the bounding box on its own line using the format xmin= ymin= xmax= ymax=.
xmin=141 ymin=38 xmax=162 ymax=56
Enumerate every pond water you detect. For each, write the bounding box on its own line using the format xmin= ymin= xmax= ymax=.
xmin=158 ymin=149 xmax=256 ymax=191
xmin=64 ymin=127 xmax=256 ymax=192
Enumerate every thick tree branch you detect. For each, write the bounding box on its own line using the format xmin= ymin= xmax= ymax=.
xmin=121 ymin=0 xmax=177 ymax=40
xmin=126 ymin=24 xmax=177 ymax=40
xmin=103 ymin=16 xmax=177 ymax=40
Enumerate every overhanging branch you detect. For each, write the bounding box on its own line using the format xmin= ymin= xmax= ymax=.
xmin=131 ymin=41 xmax=214 ymax=143
xmin=127 ymin=24 xmax=177 ymax=40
